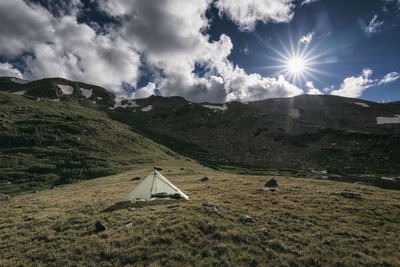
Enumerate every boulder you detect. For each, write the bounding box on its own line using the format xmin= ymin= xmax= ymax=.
xmin=95 ymin=221 xmax=106 ymax=231
xmin=239 ymin=215 xmax=254 ymax=223
xmin=130 ymin=177 xmax=141 ymax=181
xmin=265 ymin=178 xmax=278 ymax=187
xmin=202 ymin=202 xmax=219 ymax=213
xmin=200 ymin=176 xmax=209 ymax=182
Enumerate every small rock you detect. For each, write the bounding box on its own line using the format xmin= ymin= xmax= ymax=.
xmin=202 ymin=202 xmax=219 ymax=213
xmin=265 ymin=178 xmax=278 ymax=187
xmin=200 ymin=176 xmax=209 ymax=182
xmin=50 ymin=186 xmax=55 ymax=190
xmin=239 ymin=215 xmax=254 ymax=223
xmin=95 ymin=221 xmax=106 ymax=231
xmin=255 ymin=228 xmax=268 ymax=236
xmin=125 ymin=223 xmax=133 ymax=227
xmin=0 ymin=193 xmax=10 ymax=201
xmin=180 ymin=167 xmax=184 ymax=170
xmin=130 ymin=177 xmax=141 ymax=181
xmin=340 ymin=192 xmax=361 ymax=199
xmin=128 ymin=208 xmax=136 ymax=212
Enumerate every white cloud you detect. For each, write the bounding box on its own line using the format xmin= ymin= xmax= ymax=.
xmin=131 ymin=82 xmax=155 ymax=99
xmin=300 ymin=32 xmax=314 ymax=44
xmin=215 ymin=0 xmax=296 ymax=31
xmin=301 ymin=0 xmax=320 ymax=6
xmin=331 ymin=68 xmax=375 ymax=98
xmin=378 ymin=72 xmax=400 ymax=85
xmin=305 ymin=81 xmax=322 ymax=95
xmin=0 ymin=63 xmax=23 ymax=78
xmin=365 ymin=15 xmax=384 ymax=34
xmin=0 ymin=0 xmax=303 ymax=103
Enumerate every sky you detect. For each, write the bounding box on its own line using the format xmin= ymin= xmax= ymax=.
xmin=0 ymin=0 xmax=399 ymax=103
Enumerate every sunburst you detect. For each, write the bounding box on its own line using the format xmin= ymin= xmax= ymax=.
xmin=259 ymin=32 xmax=331 ymax=85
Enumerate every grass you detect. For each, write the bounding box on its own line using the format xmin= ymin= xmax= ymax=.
xmin=0 ymin=92 xmax=179 ymax=194
xmin=1 ymin=159 xmax=400 ymax=266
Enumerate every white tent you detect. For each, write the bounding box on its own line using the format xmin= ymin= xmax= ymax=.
xmin=119 ymin=170 xmax=189 ymax=202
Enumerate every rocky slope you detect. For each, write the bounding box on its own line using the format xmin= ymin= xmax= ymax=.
xmin=1 ymin=76 xmax=399 ymax=181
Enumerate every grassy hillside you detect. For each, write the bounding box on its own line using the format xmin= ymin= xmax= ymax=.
xmin=0 ymin=91 xmax=179 ymax=194
xmin=1 ymin=160 xmax=400 ymax=266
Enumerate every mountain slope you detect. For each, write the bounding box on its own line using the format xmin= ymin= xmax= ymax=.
xmin=108 ymin=95 xmax=400 ymax=175
xmin=0 ymin=88 xmax=179 ymax=194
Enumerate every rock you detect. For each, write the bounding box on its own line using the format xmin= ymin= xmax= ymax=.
xmin=125 ymin=223 xmax=133 ymax=227
xmin=50 ymin=186 xmax=55 ymax=190
xmin=263 ymin=187 xmax=278 ymax=192
xmin=202 ymin=202 xmax=219 ymax=213
xmin=265 ymin=178 xmax=278 ymax=187
xmin=128 ymin=208 xmax=136 ymax=212
xmin=130 ymin=177 xmax=141 ymax=181
xmin=0 ymin=193 xmax=10 ymax=201
xmin=239 ymin=215 xmax=254 ymax=223
xmin=95 ymin=221 xmax=106 ymax=231
xmin=340 ymin=192 xmax=361 ymax=199
xmin=200 ymin=176 xmax=209 ymax=182
xmin=255 ymin=228 xmax=268 ymax=236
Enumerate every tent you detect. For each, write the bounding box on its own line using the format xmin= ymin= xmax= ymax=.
xmin=119 ymin=170 xmax=189 ymax=203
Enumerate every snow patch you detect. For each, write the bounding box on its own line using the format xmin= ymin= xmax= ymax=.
xmin=377 ymin=115 xmax=400 ymax=124
xmin=80 ymin=88 xmax=93 ymax=98
xmin=10 ymin=78 xmax=30 ymax=84
xmin=141 ymin=105 xmax=153 ymax=112
xmin=355 ymin=102 xmax=370 ymax=108
xmin=203 ymin=104 xmax=228 ymax=111
xmin=11 ymin=90 xmax=26 ymax=95
xmin=109 ymin=97 xmax=140 ymax=109
xmin=57 ymin=85 xmax=73 ymax=95
xmin=97 ymin=97 xmax=103 ymax=100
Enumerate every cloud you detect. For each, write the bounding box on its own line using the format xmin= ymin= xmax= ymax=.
xmin=365 ymin=15 xmax=384 ymax=34
xmin=378 ymin=72 xmax=400 ymax=85
xmin=301 ymin=0 xmax=320 ymax=6
xmin=131 ymin=82 xmax=155 ymax=99
xmin=305 ymin=81 xmax=322 ymax=95
xmin=215 ymin=0 xmax=296 ymax=31
xmin=330 ymin=68 xmax=375 ymax=98
xmin=0 ymin=63 xmax=23 ymax=78
xmin=0 ymin=0 xmax=303 ymax=103
xmin=300 ymin=32 xmax=314 ymax=44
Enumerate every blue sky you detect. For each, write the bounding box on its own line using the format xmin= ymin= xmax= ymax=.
xmin=0 ymin=0 xmax=399 ymax=103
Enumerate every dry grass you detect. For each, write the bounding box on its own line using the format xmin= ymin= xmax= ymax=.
xmin=1 ymin=159 xmax=400 ymax=266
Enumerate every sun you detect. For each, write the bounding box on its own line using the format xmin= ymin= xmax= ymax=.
xmin=261 ymin=33 xmax=329 ymax=85
xmin=287 ymin=57 xmax=306 ymax=74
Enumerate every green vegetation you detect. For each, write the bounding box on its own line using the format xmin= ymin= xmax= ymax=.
xmin=1 ymin=161 xmax=400 ymax=266
xmin=0 ymin=92 xmax=178 ymax=194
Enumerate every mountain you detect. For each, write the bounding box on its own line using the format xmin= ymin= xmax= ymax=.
xmin=1 ymin=76 xmax=399 ymax=194
xmin=0 ymin=77 xmax=180 ymax=194
xmin=108 ymin=94 xmax=400 ymax=175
